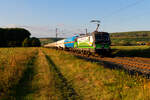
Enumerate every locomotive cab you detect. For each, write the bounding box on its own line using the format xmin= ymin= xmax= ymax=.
xmin=92 ymin=31 xmax=111 ymax=53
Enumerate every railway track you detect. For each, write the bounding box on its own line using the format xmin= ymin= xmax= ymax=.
xmin=68 ymin=51 xmax=150 ymax=75
xmin=99 ymin=57 xmax=150 ymax=74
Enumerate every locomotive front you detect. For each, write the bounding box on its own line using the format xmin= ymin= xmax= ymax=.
xmin=92 ymin=31 xmax=111 ymax=54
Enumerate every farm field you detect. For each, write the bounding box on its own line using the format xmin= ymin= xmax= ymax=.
xmin=0 ymin=47 xmax=150 ymax=100
xmin=111 ymin=46 xmax=150 ymax=57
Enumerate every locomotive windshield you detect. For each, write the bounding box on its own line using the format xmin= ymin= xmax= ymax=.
xmin=95 ymin=34 xmax=109 ymax=41
xmin=94 ymin=33 xmax=110 ymax=42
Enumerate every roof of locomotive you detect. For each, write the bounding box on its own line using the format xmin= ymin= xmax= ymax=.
xmin=92 ymin=31 xmax=109 ymax=35
xmin=76 ymin=31 xmax=110 ymax=39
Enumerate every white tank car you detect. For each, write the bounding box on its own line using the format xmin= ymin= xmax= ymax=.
xmin=44 ymin=42 xmax=56 ymax=48
xmin=44 ymin=39 xmax=65 ymax=49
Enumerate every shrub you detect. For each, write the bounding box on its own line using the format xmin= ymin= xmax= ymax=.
xmin=22 ymin=37 xmax=41 ymax=47
xmin=22 ymin=38 xmax=31 ymax=47
xmin=0 ymin=28 xmax=31 ymax=47
xmin=30 ymin=37 xmax=41 ymax=47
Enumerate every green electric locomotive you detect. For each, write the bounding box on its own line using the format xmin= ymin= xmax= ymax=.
xmin=64 ymin=20 xmax=111 ymax=55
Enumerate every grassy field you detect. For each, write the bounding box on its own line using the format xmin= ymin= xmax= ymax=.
xmin=111 ymin=46 xmax=150 ymax=57
xmin=0 ymin=48 xmax=38 ymax=100
xmin=110 ymin=31 xmax=150 ymax=46
xmin=0 ymin=47 xmax=150 ymax=100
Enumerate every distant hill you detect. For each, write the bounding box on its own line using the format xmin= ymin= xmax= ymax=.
xmin=110 ymin=31 xmax=150 ymax=46
xmin=111 ymin=31 xmax=150 ymax=38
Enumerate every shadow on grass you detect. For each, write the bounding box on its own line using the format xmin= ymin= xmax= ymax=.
xmin=45 ymin=55 xmax=81 ymax=100
xmin=76 ymin=55 xmax=150 ymax=78
xmin=8 ymin=55 xmax=37 ymax=100
xmin=112 ymin=48 xmax=150 ymax=58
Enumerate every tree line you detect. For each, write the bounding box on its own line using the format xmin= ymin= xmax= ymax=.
xmin=0 ymin=28 xmax=41 ymax=47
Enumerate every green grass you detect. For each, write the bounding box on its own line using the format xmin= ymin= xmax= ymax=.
xmin=111 ymin=37 xmax=150 ymax=46
xmin=20 ymin=49 xmax=62 ymax=100
xmin=0 ymin=47 xmax=150 ymax=100
xmin=44 ymin=48 xmax=150 ymax=100
xmin=111 ymin=46 xmax=150 ymax=57
xmin=0 ymin=48 xmax=38 ymax=100
xmin=111 ymin=31 xmax=150 ymax=38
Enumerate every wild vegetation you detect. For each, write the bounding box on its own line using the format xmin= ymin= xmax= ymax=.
xmin=0 ymin=28 xmax=41 ymax=47
xmin=111 ymin=46 xmax=150 ymax=57
xmin=44 ymin=48 xmax=150 ymax=100
xmin=111 ymin=31 xmax=150 ymax=38
xmin=22 ymin=37 xmax=41 ymax=47
xmin=0 ymin=47 xmax=150 ymax=100
xmin=0 ymin=48 xmax=38 ymax=99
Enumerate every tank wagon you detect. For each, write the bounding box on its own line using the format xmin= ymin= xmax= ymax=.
xmin=44 ymin=39 xmax=65 ymax=49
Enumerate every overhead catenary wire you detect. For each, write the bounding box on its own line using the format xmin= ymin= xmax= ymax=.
xmin=101 ymin=0 xmax=146 ymax=20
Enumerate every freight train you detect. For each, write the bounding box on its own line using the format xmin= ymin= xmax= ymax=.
xmin=44 ymin=31 xmax=111 ymax=55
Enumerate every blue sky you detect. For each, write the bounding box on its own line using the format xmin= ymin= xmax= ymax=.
xmin=0 ymin=0 xmax=149 ymax=37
